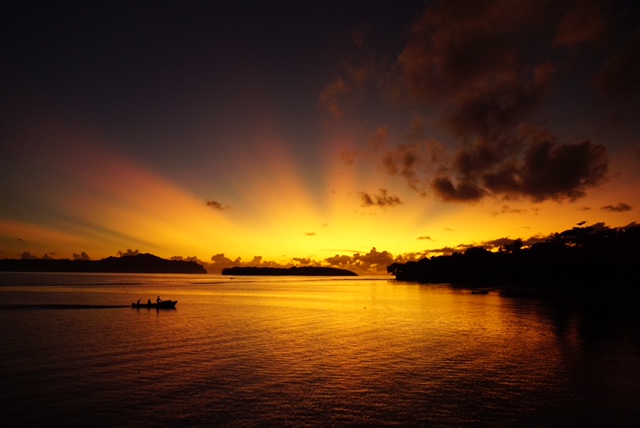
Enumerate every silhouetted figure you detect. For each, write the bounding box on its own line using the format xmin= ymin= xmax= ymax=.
xmin=156 ymin=296 xmax=162 ymax=303
xmin=147 ymin=298 xmax=151 ymax=305
xmin=136 ymin=298 xmax=141 ymax=305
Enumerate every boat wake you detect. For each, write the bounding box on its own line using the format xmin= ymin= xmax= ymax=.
xmin=0 ymin=304 xmax=132 ymax=310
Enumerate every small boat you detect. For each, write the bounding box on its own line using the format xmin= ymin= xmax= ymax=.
xmin=132 ymin=300 xmax=177 ymax=309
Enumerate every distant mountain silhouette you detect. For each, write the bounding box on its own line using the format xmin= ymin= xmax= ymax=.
xmin=0 ymin=253 xmax=206 ymax=274
xmin=387 ymin=223 xmax=640 ymax=295
xmin=222 ymin=266 xmax=357 ymax=276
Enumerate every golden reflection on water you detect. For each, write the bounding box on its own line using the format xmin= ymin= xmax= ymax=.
xmin=1 ymin=274 xmax=639 ymax=426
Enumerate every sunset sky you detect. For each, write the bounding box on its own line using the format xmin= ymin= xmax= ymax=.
xmin=2 ymin=1 xmax=639 ymax=273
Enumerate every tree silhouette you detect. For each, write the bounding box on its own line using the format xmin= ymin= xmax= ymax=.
xmin=388 ymin=223 xmax=640 ymax=294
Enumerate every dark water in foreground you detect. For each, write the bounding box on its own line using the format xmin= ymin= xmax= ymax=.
xmin=1 ymin=273 xmax=639 ymax=427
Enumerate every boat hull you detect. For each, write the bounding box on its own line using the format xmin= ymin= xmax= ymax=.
xmin=132 ymin=300 xmax=177 ymax=309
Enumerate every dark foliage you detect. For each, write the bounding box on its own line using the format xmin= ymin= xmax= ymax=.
xmin=0 ymin=253 xmax=206 ymax=274
xmin=387 ymin=224 xmax=640 ymax=293
xmin=222 ymin=266 xmax=357 ymax=276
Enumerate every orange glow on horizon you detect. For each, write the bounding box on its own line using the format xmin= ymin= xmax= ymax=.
xmin=1 ymin=121 xmax=637 ymax=268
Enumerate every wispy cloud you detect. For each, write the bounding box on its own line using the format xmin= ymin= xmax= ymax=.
xmin=318 ymin=77 xmax=350 ymax=117
xmin=489 ymin=205 xmax=527 ymax=216
xmin=601 ymin=202 xmax=632 ymax=212
xmin=205 ymin=199 xmax=232 ymax=211
xmin=359 ymin=188 xmax=402 ymax=208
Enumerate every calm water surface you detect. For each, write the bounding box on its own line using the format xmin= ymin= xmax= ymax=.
xmin=1 ymin=273 xmax=639 ymax=427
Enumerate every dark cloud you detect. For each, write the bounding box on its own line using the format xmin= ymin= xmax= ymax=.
xmin=379 ymin=141 xmax=444 ymax=195
xmin=594 ymin=29 xmax=640 ymax=98
xmin=353 ymin=247 xmax=394 ymax=267
xmin=205 ymin=199 xmax=232 ymax=211
xmin=359 ymin=188 xmax=402 ymax=208
xmin=342 ymin=0 xmax=615 ymax=204
xmin=417 ymin=236 xmax=433 ymax=240
xmin=422 ymin=246 xmax=464 ymax=256
xmin=324 ymin=254 xmax=352 ymax=266
xmin=170 ymin=255 xmax=201 ymax=262
xmin=552 ymin=0 xmax=610 ymax=49
xmin=601 ymin=202 xmax=632 ymax=212
xmin=209 ymin=253 xmax=241 ymax=272
xmin=489 ymin=205 xmax=527 ymax=216
xmin=443 ymin=63 xmax=555 ymax=140
xmin=177 ymin=249 xmax=406 ymax=275
xmin=73 ymin=252 xmax=91 ymax=261
xmin=431 ymin=177 xmax=485 ymax=202
xmin=292 ymin=257 xmax=319 ymax=266
xmin=325 ymin=247 xmax=395 ymax=274
xmin=20 ymin=251 xmax=36 ymax=260
xmin=430 ymin=129 xmax=608 ymax=202
xmin=517 ymin=139 xmax=608 ymax=201
xmin=208 ymin=249 xmax=403 ymax=275
xmin=117 ymin=249 xmax=140 ymax=257
xmin=479 ymin=235 xmax=549 ymax=251
xmin=318 ymin=78 xmax=350 ymax=117
xmin=402 ymin=0 xmax=612 ymax=203
xmin=483 ymin=237 xmax=519 ymax=250
xmin=397 ymin=0 xmax=558 ymax=111
xmin=208 ymin=253 xmax=287 ymax=274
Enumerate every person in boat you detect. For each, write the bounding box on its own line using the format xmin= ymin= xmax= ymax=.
xmin=136 ymin=298 xmax=141 ymax=306
xmin=147 ymin=298 xmax=152 ymax=305
xmin=156 ymin=296 xmax=162 ymax=304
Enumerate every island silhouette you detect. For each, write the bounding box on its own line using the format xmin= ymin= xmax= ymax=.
xmin=0 ymin=253 xmax=206 ymax=274
xmin=387 ymin=223 xmax=640 ymax=296
xmin=222 ymin=266 xmax=357 ymax=276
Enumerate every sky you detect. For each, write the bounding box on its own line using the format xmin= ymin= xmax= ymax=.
xmin=1 ymin=0 xmax=639 ymax=274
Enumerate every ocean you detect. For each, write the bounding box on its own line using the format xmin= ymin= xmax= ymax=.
xmin=1 ymin=272 xmax=639 ymax=427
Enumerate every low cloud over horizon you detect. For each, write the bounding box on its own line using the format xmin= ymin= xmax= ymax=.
xmin=11 ymin=221 xmax=637 ymax=275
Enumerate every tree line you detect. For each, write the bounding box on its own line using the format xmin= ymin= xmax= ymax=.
xmin=387 ymin=223 xmax=640 ymax=294
xmin=0 ymin=253 xmax=206 ymax=274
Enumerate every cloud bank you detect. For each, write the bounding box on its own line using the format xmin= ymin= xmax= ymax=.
xmin=397 ymin=0 xmax=610 ymax=202
xmin=323 ymin=0 xmax=624 ymax=204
